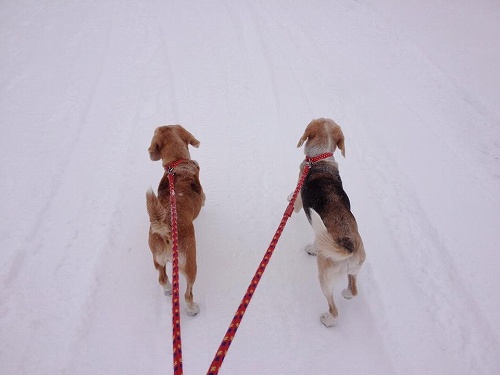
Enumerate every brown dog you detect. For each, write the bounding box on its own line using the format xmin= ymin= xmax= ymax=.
xmin=146 ymin=125 xmax=205 ymax=316
xmin=292 ymin=118 xmax=366 ymax=326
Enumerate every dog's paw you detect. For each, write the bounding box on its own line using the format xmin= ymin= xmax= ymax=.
xmin=342 ymin=288 xmax=354 ymax=300
xmin=163 ymin=285 xmax=173 ymax=296
xmin=305 ymin=244 xmax=317 ymax=256
xmin=320 ymin=312 xmax=338 ymax=327
xmin=186 ymin=303 xmax=200 ymax=316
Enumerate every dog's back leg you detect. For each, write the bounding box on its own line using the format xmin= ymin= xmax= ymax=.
xmin=342 ymin=239 xmax=366 ymax=300
xmin=317 ymin=254 xmax=344 ymax=327
xmin=154 ymin=258 xmax=172 ymax=296
xmin=182 ymin=262 xmax=199 ymax=316
xmin=342 ymin=275 xmax=357 ymax=300
xmin=180 ymin=226 xmax=200 ymax=316
xmin=149 ymin=232 xmax=173 ymax=295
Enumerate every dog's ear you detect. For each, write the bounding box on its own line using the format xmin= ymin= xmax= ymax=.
xmin=148 ymin=134 xmax=162 ymax=161
xmin=332 ymin=125 xmax=345 ymax=157
xmin=178 ymin=126 xmax=200 ymax=148
xmin=189 ymin=136 xmax=200 ymax=148
xmin=297 ymin=129 xmax=311 ymax=148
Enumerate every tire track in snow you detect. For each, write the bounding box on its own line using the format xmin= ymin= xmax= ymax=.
xmin=59 ymin=4 xmax=173 ymax=373
xmin=353 ymin=124 xmax=500 ymax=374
xmin=1 ymin=4 xmax=112 ymax=290
xmin=1 ymin=5 xmax=117 ymax=374
xmin=2 ymin=2 xmax=164 ymax=373
xmin=243 ymin=2 xmax=281 ymax=121
xmin=146 ymin=1 xmax=180 ymax=120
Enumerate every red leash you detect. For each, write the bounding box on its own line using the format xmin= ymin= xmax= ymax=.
xmin=165 ymin=159 xmax=188 ymax=375
xmin=207 ymin=153 xmax=333 ymax=375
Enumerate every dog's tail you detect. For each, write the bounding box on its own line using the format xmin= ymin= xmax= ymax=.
xmin=309 ymin=208 xmax=354 ymax=261
xmin=146 ymin=188 xmax=170 ymax=238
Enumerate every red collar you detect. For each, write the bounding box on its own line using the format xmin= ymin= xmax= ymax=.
xmin=164 ymin=159 xmax=187 ymax=174
xmin=305 ymin=152 xmax=333 ymax=164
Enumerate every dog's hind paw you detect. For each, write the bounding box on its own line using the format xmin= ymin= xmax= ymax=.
xmin=305 ymin=244 xmax=317 ymax=256
xmin=186 ymin=303 xmax=200 ymax=316
xmin=163 ymin=286 xmax=173 ymax=296
xmin=342 ymin=288 xmax=354 ymax=300
xmin=321 ymin=312 xmax=338 ymax=327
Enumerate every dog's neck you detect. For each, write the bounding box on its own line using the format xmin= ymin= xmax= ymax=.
xmin=164 ymin=158 xmax=188 ymax=173
xmin=305 ymin=152 xmax=334 ymax=164
xmin=161 ymin=147 xmax=191 ymax=169
xmin=162 ymin=155 xmax=189 ymax=168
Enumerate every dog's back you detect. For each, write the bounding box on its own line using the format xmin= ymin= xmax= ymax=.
xmin=302 ymin=161 xmax=361 ymax=259
xmin=155 ymin=160 xmax=204 ymax=222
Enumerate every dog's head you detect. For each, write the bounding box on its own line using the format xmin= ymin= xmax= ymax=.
xmin=297 ymin=118 xmax=345 ymax=157
xmin=148 ymin=125 xmax=200 ymax=165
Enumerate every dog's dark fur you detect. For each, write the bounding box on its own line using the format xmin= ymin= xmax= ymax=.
xmin=292 ymin=118 xmax=366 ymax=327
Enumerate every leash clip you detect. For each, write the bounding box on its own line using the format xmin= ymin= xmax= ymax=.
xmin=165 ymin=159 xmax=186 ymax=175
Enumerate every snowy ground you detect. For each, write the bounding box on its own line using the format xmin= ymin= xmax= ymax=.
xmin=1 ymin=1 xmax=500 ymax=374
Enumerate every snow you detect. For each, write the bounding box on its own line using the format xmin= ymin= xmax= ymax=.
xmin=1 ymin=1 xmax=499 ymax=374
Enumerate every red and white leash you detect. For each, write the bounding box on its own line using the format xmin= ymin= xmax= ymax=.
xmin=165 ymin=159 xmax=188 ymax=375
xmin=206 ymin=152 xmax=333 ymax=375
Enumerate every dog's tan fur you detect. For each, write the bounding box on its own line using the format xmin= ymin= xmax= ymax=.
xmin=146 ymin=125 xmax=205 ymax=316
xmin=293 ymin=118 xmax=365 ymax=327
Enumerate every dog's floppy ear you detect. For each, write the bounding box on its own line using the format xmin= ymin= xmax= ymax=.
xmin=297 ymin=128 xmax=311 ymax=148
xmin=148 ymin=134 xmax=162 ymax=161
xmin=189 ymin=135 xmax=200 ymax=148
xmin=178 ymin=126 xmax=200 ymax=148
xmin=332 ymin=125 xmax=346 ymax=157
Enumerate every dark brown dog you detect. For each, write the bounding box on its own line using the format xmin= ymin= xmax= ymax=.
xmin=292 ymin=118 xmax=366 ymax=326
xmin=146 ymin=125 xmax=205 ymax=316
